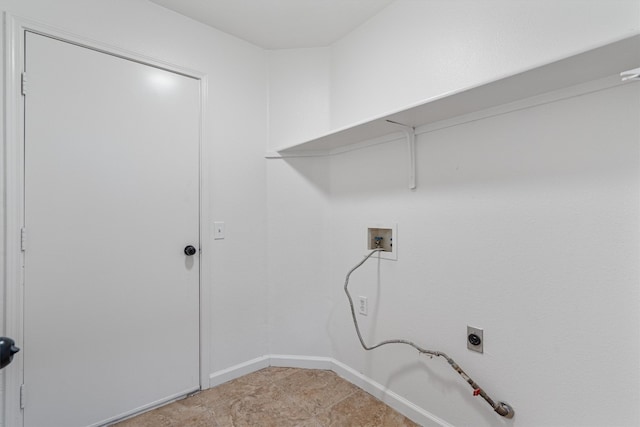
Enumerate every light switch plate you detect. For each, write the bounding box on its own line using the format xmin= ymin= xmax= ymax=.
xmin=213 ymin=221 xmax=225 ymax=240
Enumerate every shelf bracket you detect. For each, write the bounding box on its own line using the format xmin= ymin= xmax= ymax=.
xmin=386 ymin=120 xmax=416 ymax=190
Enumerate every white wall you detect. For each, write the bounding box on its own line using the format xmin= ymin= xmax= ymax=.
xmin=0 ymin=0 xmax=269 ymax=423
xmin=330 ymin=0 xmax=640 ymax=129
xmin=327 ymin=83 xmax=640 ymax=426
xmin=265 ymin=48 xmax=333 ymax=358
xmin=2 ymin=1 xmax=639 ymax=426
xmin=267 ymin=1 xmax=640 ymax=426
xmin=267 ymin=48 xmax=331 ymax=151
xmin=266 ymin=157 xmax=331 ymax=357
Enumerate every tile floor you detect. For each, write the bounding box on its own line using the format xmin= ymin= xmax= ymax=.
xmin=113 ymin=367 xmax=420 ymax=427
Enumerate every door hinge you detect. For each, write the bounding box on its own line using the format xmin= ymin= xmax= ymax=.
xmin=21 ymin=72 xmax=27 ymax=96
xmin=21 ymin=227 xmax=27 ymax=251
xmin=20 ymin=384 xmax=25 ymax=409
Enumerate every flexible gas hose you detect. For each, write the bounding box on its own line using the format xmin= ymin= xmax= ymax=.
xmin=344 ymin=249 xmax=514 ymax=419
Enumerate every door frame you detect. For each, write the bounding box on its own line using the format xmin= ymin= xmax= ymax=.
xmin=2 ymin=14 xmax=212 ymax=427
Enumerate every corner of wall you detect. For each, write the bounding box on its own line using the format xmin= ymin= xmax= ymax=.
xmin=266 ymin=47 xmax=331 ymax=151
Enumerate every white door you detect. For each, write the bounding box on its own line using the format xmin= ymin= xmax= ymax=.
xmin=23 ymin=32 xmax=201 ymax=427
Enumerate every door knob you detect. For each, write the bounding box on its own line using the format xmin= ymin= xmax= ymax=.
xmin=184 ymin=245 xmax=197 ymax=256
xmin=0 ymin=337 xmax=20 ymax=370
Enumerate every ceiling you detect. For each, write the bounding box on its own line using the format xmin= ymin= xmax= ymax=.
xmin=148 ymin=0 xmax=395 ymax=49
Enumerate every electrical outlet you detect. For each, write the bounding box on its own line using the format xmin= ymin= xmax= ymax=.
xmin=358 ymin=296 xmax=368 ymax=316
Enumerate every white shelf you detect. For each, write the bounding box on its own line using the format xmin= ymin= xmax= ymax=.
xmin=274 ymin=33 xmax=640 ymax=156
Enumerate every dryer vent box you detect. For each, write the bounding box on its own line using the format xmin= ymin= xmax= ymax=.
xmin=366 ymin=223 xmax=397 ymax=260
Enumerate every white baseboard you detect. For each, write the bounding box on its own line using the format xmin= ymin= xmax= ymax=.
xmin=269 ymin=354 xmax=333 ymax=370
xmin=208 ymin=355 xmax=270 ymax=388
xmin=330 ymin=359 xmax=453 ymax=427
xmin=207 ymin=354 xmax=452 ymax=427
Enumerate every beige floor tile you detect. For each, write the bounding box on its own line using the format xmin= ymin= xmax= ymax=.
xmin=211 ymin=382 xmax=312 ymax=427
xmin=112 ymin=368 xmax=420 ymax=427
xmin=241 ymin=366 xmax=299 ymax=386
xmin=156 ymin=401 xmax=219 ymax=427
xmin=315 ymin=388 xmax=419 ymax=427
xmin=114 ymin=400 xmax=218 ymax=427
xmin=274 ymin=369 xmax=360 ymax=416
xmin=113 ymin=408 xmax=172 ymax=427
xmin=296 ymin=418 xmax=324 ymax=427
xmin=187 ymin=377 xmax=262 ymax=407
xmin=186 ymin=366 xmax=299 ymax=409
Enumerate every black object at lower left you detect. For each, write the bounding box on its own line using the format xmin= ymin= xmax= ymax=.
xmin=0 ymin=337 xmax=20 ymax=369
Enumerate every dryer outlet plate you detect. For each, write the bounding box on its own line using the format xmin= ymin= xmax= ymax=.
xmin=467 ymin=326 xmax=483 ymax=353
